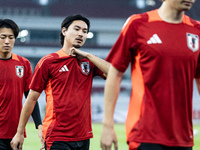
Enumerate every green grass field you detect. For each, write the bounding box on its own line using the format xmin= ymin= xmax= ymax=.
xmin=23 ymin=122 xmax=200 ymax=150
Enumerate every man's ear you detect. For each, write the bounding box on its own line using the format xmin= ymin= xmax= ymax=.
xmin=62 ymin=27 xmax=67 ymax=36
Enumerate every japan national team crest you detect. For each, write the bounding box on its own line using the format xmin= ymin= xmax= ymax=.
xmin=187 ymin=33 xmax=199 ymax=52
xmin=81 ymin=62 xmax=90 ymax=75
xmin=15 ymin=66 xmax=24 ymax=78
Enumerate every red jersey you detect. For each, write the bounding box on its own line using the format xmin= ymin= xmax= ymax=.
xmin=106 ymin=10 xmax=200 ymax=147
xmin=0 ymin=53 xmax=32 ymax=139
xmin=30 ymin=49 xmax=104 ymax=143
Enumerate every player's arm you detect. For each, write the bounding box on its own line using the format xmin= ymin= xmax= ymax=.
xmin=24 ymin=90 xmax=43 ymax=147
xmin=11 ymin=90 xmax=41 ymax=150
xmin=69 ymin=47 xmax=110 ymax=77
xmin=100 ymin=65 xmax=123 ymax=150
xmin=195 ymin=78 xmax=200 ymax=95
xmin=24 ymin=90 xmax=42 ymax=129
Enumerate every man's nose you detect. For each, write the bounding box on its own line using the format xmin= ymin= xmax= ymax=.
xmin=78 ymin=31 xmax=84 ymax=37
xmin=5 ymin=37 xmax=10 ymax=43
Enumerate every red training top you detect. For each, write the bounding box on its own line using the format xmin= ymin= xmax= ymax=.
xmin=106 ymin=9 xmax=200 ymax=147
xmin=0 ymin=53 xmax=32 ymax=139
xmin=30 ymin=49 xmax=104 ymax=143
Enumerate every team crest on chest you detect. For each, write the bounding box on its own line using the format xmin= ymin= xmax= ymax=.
xmin=15 ymin=66 xmax=24 ymax=78
xmin=81 ymin=62 xmax=90 ymax=75
xmin=187 ymin=33 xmax=199 ymax=52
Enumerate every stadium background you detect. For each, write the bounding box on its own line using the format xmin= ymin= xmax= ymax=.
xmin=1 ymin=0 xmax=200 ymax=149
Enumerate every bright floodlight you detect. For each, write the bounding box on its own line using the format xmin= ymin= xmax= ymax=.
xmin=87 ymin=32 xmax=94 ymax=39
xmin=20 ymin=30 xmax=28 ymax=37
xmin=39 ymin=0 xmax=48 ymax=5
xmin=146 ymin=0 xmax=156 ymax=6
xmin=136 ymin=0 xmax=145 ymax=9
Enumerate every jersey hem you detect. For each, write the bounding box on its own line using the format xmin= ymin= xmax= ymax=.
xmin=47 ymin=135 xmax=93 ymax=142
xmin=131 ymin=139 xmax=194 ymax=147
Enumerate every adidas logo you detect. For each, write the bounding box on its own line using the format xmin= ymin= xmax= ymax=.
xmin=147 ymin=34 xmax=162 ymax=44
xmin=59 ymin=65 xmax=69 ymax=72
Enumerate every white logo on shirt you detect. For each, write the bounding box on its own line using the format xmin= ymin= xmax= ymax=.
xmin=15 ymin=66 xmax=24 ymax=78
xmin=81 ymin=62 xmax=90 ymax=75
xmin=187 ymin=33 xmax=199 ymax=52
xmin=88 ymin=131 xmax=93 ymax=134
xmin=147 ymin=34 xmax=162 ymax=44
xmin=59 ymin=65 xmax=69 ymax=72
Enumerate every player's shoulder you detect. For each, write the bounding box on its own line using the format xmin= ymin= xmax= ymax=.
xmin=41 ymin=49 xmax=65 ymax=61
xmin=12 ymin=53 xmax=30 ymax=63
xmin=37 ymin=51 xmax=61 ymax=68
xmin=38 ymin=52 xmax=57 ymax=65
xmin=184 ymin=15 xmax=200 ymax=29
xmin=125 ymin=9 xmax=157 ymax=26
xmin=42 ymin=53 xmax=57 ymax=61
xmin=192 ymin=19 xmax=200 ymax=30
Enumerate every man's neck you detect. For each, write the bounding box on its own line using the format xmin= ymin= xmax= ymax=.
xmin=62 ymin=44 xmax=72 ymax=55
xmin=0 ymin=52 xmax=12 ymax=59
xmin=158 ymin=3 xmax=185 ymax=24
xmin=62 ymin=44 xmax=80 ymax=55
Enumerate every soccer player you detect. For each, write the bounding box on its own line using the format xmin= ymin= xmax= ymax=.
xmin=11 ymin=15 xmax=110 ymax=150
xmin=0 ymin=19 xmax=42 ymax=150
xmin=100 ymin=0 xmax=200 ymax=150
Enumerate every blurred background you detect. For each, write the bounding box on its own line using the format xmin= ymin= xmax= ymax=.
xmin=1 ymin=0 xmax=200 ymax=124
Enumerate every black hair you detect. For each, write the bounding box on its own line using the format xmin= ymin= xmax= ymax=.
xmin=0 ymin=19 xmax=19 ymax=38
xmin=59 ymin=14 xmax=90 ymax=46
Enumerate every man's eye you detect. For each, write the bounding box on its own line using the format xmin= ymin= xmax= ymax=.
xmin=0 ymin=37 xmax=5 ymax=39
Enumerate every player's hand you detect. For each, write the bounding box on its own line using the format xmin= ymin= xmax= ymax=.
xmin=100 ymin=124 xmax=118 ymax=150
xmin=69 ymin=47 xmax=88 ymax=59
xmin=38 ymin=125 xmax=44 ymax=149
xmin=40 ymin=143 xmax=45 ymax=150
xmin=10 ymin=132 xmax=24 ymax=150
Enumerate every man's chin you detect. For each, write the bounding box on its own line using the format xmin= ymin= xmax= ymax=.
xmin=72 ymin=44 xmax=81 ymax=48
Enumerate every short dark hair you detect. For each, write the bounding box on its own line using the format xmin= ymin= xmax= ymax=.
xmin=59 ymin=14 xmax=90 ymax=46
xmin=0 ymin=19 xmax=19 ymax=38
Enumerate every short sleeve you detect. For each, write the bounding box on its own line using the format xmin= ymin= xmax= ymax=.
xmin=30 ymin=57 xmax=50 ymax=93
xmin=106 ymin=15 xmax=138 ymax=73
xmin=24 ymin=60 xmax=33 ymax=92
xmin=93 ymin=65 xmax=106 ymax=80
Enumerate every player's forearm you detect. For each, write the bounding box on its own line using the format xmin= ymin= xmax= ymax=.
xmin=31 ymin=101 xmax=42 ymax=129
xmin=17 ymin=90 xmax=40 ymax=134
xmin=25 ymin=91 xmax=42 ymax=128
xmin=86 ymin=53 xmax=110 ymax=77
xmin=17 ymin=100 xmax=35 ymax=134
xmin=195 ymin=78 xmax=200 ymax=95
xmin=103 ymin=65 xmax=123 ymax=126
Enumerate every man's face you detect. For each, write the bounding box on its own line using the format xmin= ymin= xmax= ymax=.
xmin=64 ymin=20 xmax=88 ymax=48
xmin=167 ymin=0 xmax=196 ymax=11
xmin=0 ymin=28 xmax=15 ymax=57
